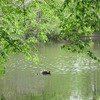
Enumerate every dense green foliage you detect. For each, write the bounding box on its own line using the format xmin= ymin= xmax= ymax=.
xmin=0 ymin=0 xmax=100 ymax=74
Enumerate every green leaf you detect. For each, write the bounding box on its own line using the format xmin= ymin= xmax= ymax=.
xmin=33 ymin=54 xmax=39 ymax=64
xmin=25 ymin=53 xmax=31 ymax=60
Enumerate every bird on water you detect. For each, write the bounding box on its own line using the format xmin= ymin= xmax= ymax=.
xmin=40 ymin=70 xmax=51 ymax=75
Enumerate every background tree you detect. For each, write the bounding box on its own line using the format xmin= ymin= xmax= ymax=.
xmin=0 ymin=0 xmax=100 ymax=75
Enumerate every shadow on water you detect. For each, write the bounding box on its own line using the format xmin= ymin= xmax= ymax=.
xmin=0 ymin=94 xmax=5 ymax=100
xmin=90 ymin=67 xmax=100 ymax=100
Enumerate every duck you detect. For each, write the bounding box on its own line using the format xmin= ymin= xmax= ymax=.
xmin=40 ymin=70 xmax=51 ymax=75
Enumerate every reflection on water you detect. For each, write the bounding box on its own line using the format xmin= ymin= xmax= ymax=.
xmin=0 ymin=39 xmax=100 ymax=100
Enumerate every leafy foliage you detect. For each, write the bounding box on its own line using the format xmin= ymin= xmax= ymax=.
xmin=58 ymin=0 xmax=100 ymax=62
xmin=0 ymin=0 xmax=38 ymax=74
xmin=0 ymin=0 xmax=100 ymax=74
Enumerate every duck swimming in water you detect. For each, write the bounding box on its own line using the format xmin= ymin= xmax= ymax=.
xmin=40 ymin=70 xmax=51 ymax=75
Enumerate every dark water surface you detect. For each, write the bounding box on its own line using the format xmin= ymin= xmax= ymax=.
xmin=0 ymin=39 xmax=100 ymax=100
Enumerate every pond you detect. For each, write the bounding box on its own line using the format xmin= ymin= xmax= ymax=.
xmin=0 ymin=39 xmax=100 ymax=100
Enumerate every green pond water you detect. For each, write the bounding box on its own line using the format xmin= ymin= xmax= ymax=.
xmin=0 ymin=39 xmax=100 ymax=100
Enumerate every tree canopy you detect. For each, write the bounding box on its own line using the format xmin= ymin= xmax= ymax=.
xmin=0 ymin=0 xmax=100 ymax=74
